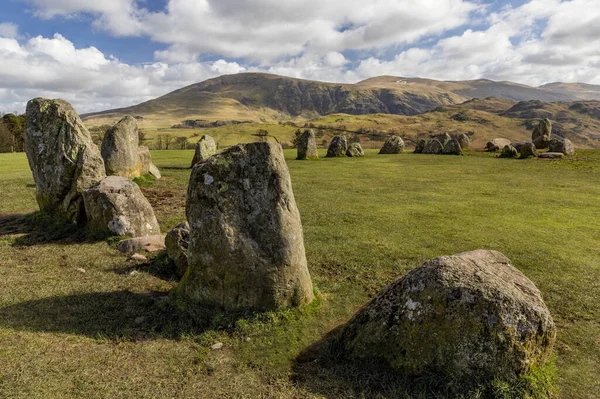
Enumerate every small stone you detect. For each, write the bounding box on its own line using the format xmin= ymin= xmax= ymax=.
xmin=211 ymin=342 xmax=224 ymax=350
xmin=442 ymin=138 xmax=462 ymax=155
xmin=117 ymin=235 xmax=166 ymax=253
xmin=137 ymin=146 xmax=161 ymax=179
xmin=346 ymin=142 xmax=365 ymax=157
xmin=165 ymin=222 xmax=190 ymax=278
xmin=76 ymin=268 xmax=86 ymax=274
xmin=134 ymin=316 xmax=145 ymax=325
xmin=154 ymin=296 xmax=169 ymax=304
xmin=499 ymin=145 xmax=519 ymax=158
xmin=485 ymin=138 xmax=511 ymax=152
xmin=539 ymin=152 xmax=564 ymax=159
xmin=191 ymin=135 xmax=217 ymax=167
xmin=128 ymin=270 xmax=139 ymax=276
xmin=130 ymin=253 xmax=148 ymax=262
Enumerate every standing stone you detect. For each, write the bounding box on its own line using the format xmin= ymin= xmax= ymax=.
xmin=414 ymin=139 xmax=426 ymax=154
xmin=454 ymin=133 xmax=470 ymax=150
xmin=24 ymin=98 xmax=106 ymax=222
xmin=499 ymin=144 xmax=519 ymax=158
xmin=181 ymin=142 xmax=314 ymax=310
xmin=379 ymin=135 xmax=404 ymax=154
xmin=191 ymin=135 xmax=217 ymax=167
xmin=296 ymin=129 xmax=319 ymax=160
xmin=337 ymin=250 xmax=556 ymax=380
xmin=165 ymin=221 xmax=190 ymax=278
xmin=138 ymin=146 xmax=161 ymax=179
xmin=485 ymin=138 xmax=511 ymax=152
xmin=532 ymin=118 xmax=552 ymax=141
xmin=433 ymin=133 xmax=452 ymax=147
xmin=423 ymin=139 xmax=443 ymax=154
xmin=346 ymin=142 xmax=365 ymax=157
xmin=326 ymin=135 xmax=348 ymax=157
xmin=82 ymin=176 xmax=160 ymax=237
xmin=101 ymin=116 xmax=141 ymax=178
xmin=548 ymin=137 xmax=575 ymax=155
xmin=514 ymin=142 xmax=538 ymax=158
xmin=442 ymin=138 xmax=462 ymax=155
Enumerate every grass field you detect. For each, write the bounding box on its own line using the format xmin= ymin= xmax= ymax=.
xmin=0 ymin=149 xmax=599 ymax=398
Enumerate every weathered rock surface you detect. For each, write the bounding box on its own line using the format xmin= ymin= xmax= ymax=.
xmin=533 ymin=134 xmax=551 ymax=150
xmin=83 ymin=176 xmax=160 ymax=237
xmin=191 ymin=135 xmax=217 ymax=167
xmin=166 ymin=221 xmax=190 ymax=278
xmin=454 ymin=133 xmax=470 ymax=150
xmin=181 ymin=142 xmax=314 ymax=310
xmin=548 ymin=137 xmax=575 ymax=155
xmin=442 ymin=138 xmax=462 ymax=155
xmin=532 ymin=118 xmax=552 ymax=141
xmin=433 ymin=133 xmax=452 ymax=147
xmin=485 ymin=138 xmax=511 ymax=152
xmin=296 ymin=129 xmax=319 ymax=160
xmin=346 ymin=142 xmax=365 ymax=157
xmin=414 ymin=139 xmax=426 ymax=154
xmin=117 ymin=235 xmax=166 ymax=253
xmin=326 ymin=135 xmax=348 ymax=157
xmin=513 ymin=142 xmax=538 ymax=158
xmin=138 ymin=146 xmax=161 ymax=179
xmin=338 ymin=250 xmax=556 ymax=380
xmin=379 ymin=135 xmax=404 ymax=154
xmin=101 ymin=116 xmax=141 ymax=178
xmin=24 ymin=98 xmax=106 ymax=222
xmin=422 ymin=139 xmax=443 ymax=154
xmin=499 ymin=145 xmax=519 ymax=158
xmin=539 ymin=152 xmax=564 ymax=159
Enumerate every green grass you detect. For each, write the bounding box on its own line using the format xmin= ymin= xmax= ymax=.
xmin=0 ymin=149 xmax=599 ymax=398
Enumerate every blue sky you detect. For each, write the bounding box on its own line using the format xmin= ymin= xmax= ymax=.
xmin=0 ymin=0 xmax=598 ymax=113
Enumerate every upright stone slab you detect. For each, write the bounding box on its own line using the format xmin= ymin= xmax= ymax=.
xmin=24 ymin=98 xmax=106 ymax=222
xmin=346 ymin=142 xmax=364 ymax=157
xmin=379 ymin=135 xmax=404 ymax=154
xmin=181 ymin=142 xmax=314 ymax=310
xmin=423 ymin=139 xmax=443 ymax=154
xmin=101 ymin=116 xmax=141 ymax=178
xmin=296 ymin=129 xmax=318 ymax=160
xmin=82 ymin=176 xmax=160 ymax=237
xmin=191 ymin=135 xmax=217 ymax=167
xmin=414 ymin=139 xmax=426 ymax=154
xmin=433 ymin=133 xmax=452 ymax=147
xmin=338 ymin=250 xmax=556 ymax=380
xmin=532 ymin=118 xmax=552 ymax=141
xmin=455 ymin=133 xmax=470 ymax=150
xmin=326 ymin=135 xmax=348 ymax=157
xmin=442 ymin=138 xmax=462 ymax=155
xmin=138 ymin=146 xmax=161 ymax=179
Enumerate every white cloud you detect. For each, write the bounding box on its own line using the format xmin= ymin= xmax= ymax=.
xmin=0 ymin=23 xmax=19 ymax=38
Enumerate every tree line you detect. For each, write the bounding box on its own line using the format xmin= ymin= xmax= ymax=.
xmin=0 ymin=114 xmax=25 ymax=153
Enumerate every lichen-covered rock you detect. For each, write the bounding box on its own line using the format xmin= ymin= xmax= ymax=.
xmin=533 ymin=134 xmax=551 ymax=150
xmin=532 ymin=118 xmax=552 ymax=141
xmin=499 ymin=145 xmax=519 ymax=158
xmin=117 ymin=235 xmax=166 ymax=253
xmin=513 ymin=142 xmax=538 ymax=158
xmin=296 ymin=129 xmax=319 ymax=160
xmin=138 ymin=146 xmax=161 ymax=179
xmin=326 ymin=135 xmax=348 ymax=157
xmin=454 ymin=133 xmax=470 ymax=150
xmin=24 ymin=98 xmax=106 ymax=222
xmin=101 ymin=116 xmax=141 ymax=178
xmin=379 ymin=135 xmax=404 ymax=154
xmin=83 ymin=176 xmax=160 ymax=237
xmin=442 ymin=138 xmax=462 ymax=155
xmin=433 ymin=132 xmax=452 ymax=147
xmin=414 ymin=139 xmax=426 ymax=154
xmin=338 ymin=250 xmax=556 ymax=380
xmin=346 ymin=142 xmax=364 ymax=157
xmin=423 ymin=139 xmax=443 ymax=154
xmin=181 ymin=142 xmax=314 ymax=310
xmin=539 ymin=152 xmax=564 ymax=159
xmin=548 ymin=137 xmax=575 ymax=155
xmin=191 ymin=135 xmax=217 ymax=167
xmin=485 ymin=138 xmax=511 ymax=152
xmin=166 ymin=221 xmax=190 ymax=278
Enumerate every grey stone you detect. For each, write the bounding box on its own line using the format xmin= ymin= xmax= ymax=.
xmin=454 ymin=133 xmax=470 ymax=150
xmin=337 ymin=250 xmax=556 ymax=380
xmin=83 ymin=176 xmax=160 ymax=237
xmin=130 ymin=253 xmax=148 ymax=262
xmin=485 ymin=138 xmax=511 ymax=152
xmin=165 ymin=221 xmax=190 ymax=278
xmin=191 ymin=135 xmax=217 ymax=167
xmin=499 ymin=145 xmax=519 ymax=158
xmin=532 ymin=118 xmax=552 ymax=141
xmin=414 ymin=139 xmax=426 ymax=154
xmin=442 ymin=138 xmax=462 ymax=155
xmin=513 ymin=142 xmax=538 ymax=158
xmin=533 ymin=134 xmax=551 ymax=150
xmin=296 ymin=129 xmax=319 ymax=160
xmin=101 ymin=116 xmax=141 ymax=178
xmin=422 ymin=139 xmax=443 ymax=154
xmin=379 ymin=135 xmax=404 ymax=154
xmin=117 ymin=235 xmax=166 ymax=253
xmin=548 ymin=138 xmax=575 ymax=155
xmin=24 ymin=98 xmax=106 ymax=222
xmin=180 ymin=142 xmax=314 ymax=311
xmin=432 ymin=133 xmax=452 ymax=147
xmin=138 ymin=146 xmax=161 ymax=179
xmin=539 ymin=152 xmax=564 ymax=159
xmin=346 ymin=142 xmax=365 ymax=157
xmin=326 ymin=135 xmax=348 ymax=157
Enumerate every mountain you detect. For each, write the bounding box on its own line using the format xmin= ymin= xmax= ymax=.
xmin=82 ymin=72 xmax=600 ymax=129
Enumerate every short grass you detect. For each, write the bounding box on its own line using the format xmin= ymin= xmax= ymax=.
xmin=0 ymin=149 xmax=599 ymax=398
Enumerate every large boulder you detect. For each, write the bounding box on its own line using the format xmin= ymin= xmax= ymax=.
xmin=82 ymin=176 xmax=160 ymax=237
xmin=191 ymin=135 xmax=217 ymax=167
xmin=138 ymin=146 xmax=161 ymax=179
xmin=181 ymin=142 xmax=314 ymax=310
xmin=422 ymin=139 xmax=443 ymax=154
xmin=379 ymin=135 xmax=404 ymax=154
xmin=296 ymin=129 xmax=319 ymax=160
xmin=432 ymin=133 xmax=452 ymax=147
xmin=485 ymin=138 xmax=511 ymax=152
xmin=101 ymin=116 xmax=141 ymax=178
xmin=532 ymin=118 xmax=552 ymax=141
xmin=24 ymin=98 xmax=106 ymax=222
xmin=454 ymin=133 xmax=470 ymax=150
xmin=442 ymin=138 xmax=462 ymax=155
xmin=326 ymin=135 xmax=348 ymax=157
xmin=338 ymin=250 xmax=556 ymax=380
xmin=346 ymin=142 xmax=364 ymax=157
xmin=548 ymin=137 xmax=575 ymax=155
xmin=165 ymin=221 xmax=190 ymax=278
xmin=499 ymin=144 xmax=519 ymax=158
xmin=413 ymin=139 xmax=426 ymax=154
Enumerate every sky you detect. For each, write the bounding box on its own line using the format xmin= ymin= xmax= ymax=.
xmin=0 ymin=0 xmax=599 ymax=114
